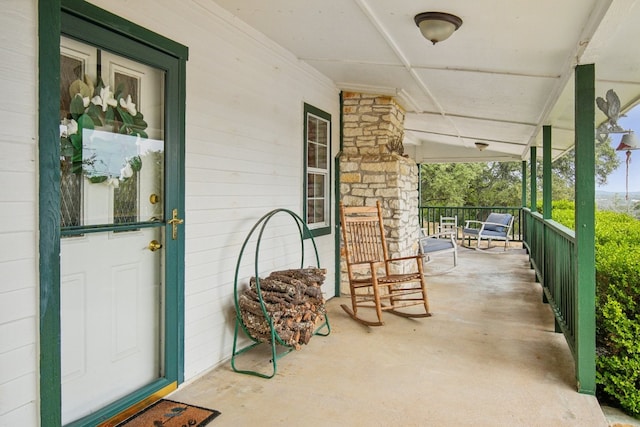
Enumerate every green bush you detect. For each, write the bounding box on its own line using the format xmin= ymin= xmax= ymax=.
xmin=593 ymin=211 xmax=640 ymax=416
xmin=551 ymin=200 xmax=575 ymax=229
xmin=553 ymin=202 xmax=640 ymax=416
xmin=597 ymin=297 xmax=640 ymax=415
xmin=552 ymin=199 xmax=576 ymax=211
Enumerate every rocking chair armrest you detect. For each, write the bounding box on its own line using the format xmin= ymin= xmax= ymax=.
xmin=386 ymin=254 xmax=423 ymax=263
xmin=478 ymin=221 xmax=511 ymax=233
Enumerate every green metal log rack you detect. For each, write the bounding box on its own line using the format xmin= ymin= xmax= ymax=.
xmin=231 ymin=208 xmax=331 ymax=378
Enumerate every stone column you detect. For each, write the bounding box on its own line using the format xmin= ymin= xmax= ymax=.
xmin=339 ymin=92 xmax=419 ymax=294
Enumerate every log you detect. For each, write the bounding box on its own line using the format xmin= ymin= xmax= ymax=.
xmin=238 ymin=268 xmax=326 ymax=349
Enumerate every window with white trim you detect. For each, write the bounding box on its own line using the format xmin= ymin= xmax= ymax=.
xmin=304 ymin=103 xmax=331 ymax=237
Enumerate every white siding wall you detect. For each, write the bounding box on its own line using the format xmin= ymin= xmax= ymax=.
xmin=0 ymin=0 xmax=339 ymax=423
xmin=87 ymin=1 xmax=340 ymax=382
xmin=0 ymin=0 xmax=39 ymax=425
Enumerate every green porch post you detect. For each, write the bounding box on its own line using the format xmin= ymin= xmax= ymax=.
xmin=530 ymin=147 xmax=537 ymax=212
xmin=542 ymin=125 xmax=561 ymax=327
xmin=521 ymin=161 xmax=527 ymax=208
xmin=335 ymin=91 xmax=344 ymax=298
xmin=418 ymin=163 xmax=422 ymax=225
xmin=543 ymin=126 xmax=552 ymax=219
xmin=574 ymin=63 xmax=596 ymax=394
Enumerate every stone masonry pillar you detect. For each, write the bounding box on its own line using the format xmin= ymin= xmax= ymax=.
xmin=339 ymin=92 xmax=419 ymax=294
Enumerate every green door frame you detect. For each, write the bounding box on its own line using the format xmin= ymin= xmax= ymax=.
xmin=38 ymin=1 xmax=188 ymax=425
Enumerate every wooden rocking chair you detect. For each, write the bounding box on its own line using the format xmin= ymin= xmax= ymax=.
xmin=339 ymin=201 xmax=431 ymax=326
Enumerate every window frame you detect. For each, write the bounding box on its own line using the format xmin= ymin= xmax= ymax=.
xmin=303 ymin=103 xmax=331 ymax=237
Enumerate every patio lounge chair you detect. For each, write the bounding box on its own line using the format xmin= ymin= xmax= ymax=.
xmin=339 ymin=201 xmax=431 ymax=326
xmin=418 ymin=229 xmax=458 ymax=274
xmin=462 ymin=212 xmax=514 ymax=250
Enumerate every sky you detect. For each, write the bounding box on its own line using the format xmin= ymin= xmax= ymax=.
xmin=596 ymin=104 xmax=640 ymax=193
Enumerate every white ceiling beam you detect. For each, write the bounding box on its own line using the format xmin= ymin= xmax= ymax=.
xmin=521 ymin=0 xmax=614 ymax=158
xmin=352 ymin=0 xmax=463 ymax=139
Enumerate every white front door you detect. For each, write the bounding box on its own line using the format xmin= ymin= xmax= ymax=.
xmin=59 ymin=37 xmax=168 ymax=424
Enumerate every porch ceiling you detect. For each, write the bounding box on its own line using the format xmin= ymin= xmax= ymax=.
xmin=213 ymin=0 xmax=640 ymax=163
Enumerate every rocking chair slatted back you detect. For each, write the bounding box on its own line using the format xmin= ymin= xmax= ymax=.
xmin=339 ymin=201 xmax=431 ymax=326
xmin=340 ymin=205 xmax=388 ymax=265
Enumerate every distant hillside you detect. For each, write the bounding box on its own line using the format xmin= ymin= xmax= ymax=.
xmin=595 ymin=191 xmax=640 ymax=214
xmin=596 ymin=190 xmax=640 ymax=199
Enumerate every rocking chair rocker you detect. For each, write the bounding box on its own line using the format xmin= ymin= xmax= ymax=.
xmin=339 ymin=201 xmax=431 ymax=326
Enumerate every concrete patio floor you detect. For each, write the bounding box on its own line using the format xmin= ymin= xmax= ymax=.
xmin=169 ymin=246 xmax=614 ymax=426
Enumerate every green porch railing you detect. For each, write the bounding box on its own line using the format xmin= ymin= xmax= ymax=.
xmin=418 ymin=206 xmax=523 ymax=242
xmin=524 ymin=210 xmax=578 ymax=347
xmin=522 ymin=208 xmax=593 ymax=393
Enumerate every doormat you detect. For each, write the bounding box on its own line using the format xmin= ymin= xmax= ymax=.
xmin=115 ymin=399 xmax=221 ymax=427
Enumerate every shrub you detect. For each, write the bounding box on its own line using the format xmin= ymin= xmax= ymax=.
xmin=596 ymin=298 xmax=640 ymax=415
xmin=594 ymin=211 xmax=640 ymax=416
xmin=551 ymin=200 xmax=575 ymax=229
xmin=551 ymin=202 xmax=640 ymax=416
xmin=552 ymin=199 xmax=576 ymax=211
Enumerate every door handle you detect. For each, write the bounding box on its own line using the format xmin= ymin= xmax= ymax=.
xmin=148 ymin=240 xmax=163 ymax=251
xmin=167 ymin=208 xmax=184 ymax=240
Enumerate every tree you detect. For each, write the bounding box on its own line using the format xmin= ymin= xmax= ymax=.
xmin=551 ymin=137 xmax=620 ymax=198
xmin=420 ymin=162 xmax=522 ymax=207
xmin=419 ymin=163 xmax=483 ymax=206
xmin=466 ymin=162 xmax=522 ymax=206
xmin=420 ymin=137 xmax=620 ymax=208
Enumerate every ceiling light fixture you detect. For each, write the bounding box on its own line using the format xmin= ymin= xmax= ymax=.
xmin=475 ymin=142 xmax=489 ymax=151
xmin=414 ymin=12 xmax=463 ymax=45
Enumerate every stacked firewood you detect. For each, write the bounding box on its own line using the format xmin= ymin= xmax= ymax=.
xmin=238 ymin=268 xmax=327 ymax=350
